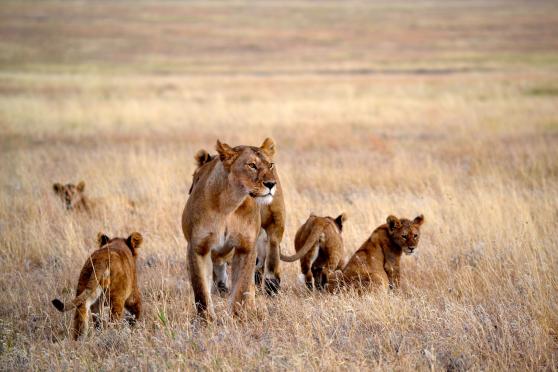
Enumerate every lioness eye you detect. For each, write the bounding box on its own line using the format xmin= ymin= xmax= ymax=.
xmin=248 ymin=163 xmax=257 ymax=170
xmin=269 ymin=163 xmax=274 ymax=170
xmin=402 ymin=235 xmax=408 ymax=240
xmin=414 ymin=234 xmax=418 ymax=239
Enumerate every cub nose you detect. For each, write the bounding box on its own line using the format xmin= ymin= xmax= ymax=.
xmin=263 ymin=181 xmax=276 ymax=190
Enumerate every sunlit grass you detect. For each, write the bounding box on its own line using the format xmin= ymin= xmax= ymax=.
xmin=1 ymin=0 xmax=557 ymax=370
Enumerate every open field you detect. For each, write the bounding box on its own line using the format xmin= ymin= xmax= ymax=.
xmin=1 ymin=0 xmax=558 ymax=370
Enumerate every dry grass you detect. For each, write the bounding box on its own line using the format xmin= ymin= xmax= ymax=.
xmin=1 ymin=0 xmax=558 ymax=370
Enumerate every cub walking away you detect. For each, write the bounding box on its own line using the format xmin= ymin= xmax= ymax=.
xmin=281 ymin=213 xmax=347 ymax=290
xmin=51 ymin=232 xmax=143 ymax=340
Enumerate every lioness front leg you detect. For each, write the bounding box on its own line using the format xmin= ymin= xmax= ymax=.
xmin=229 ymin=244 xmax=257 ymax=317
xmin=264 ymin=227 xmax=283 ymax=295
xmin=187 ymin=238 xmax=216 ymax=321
xmin=254 ymin=229 xmax=268 ymax=288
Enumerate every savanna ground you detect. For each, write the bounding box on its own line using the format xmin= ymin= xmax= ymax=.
xmin=1 ymin=0 xmax=557 ymax=370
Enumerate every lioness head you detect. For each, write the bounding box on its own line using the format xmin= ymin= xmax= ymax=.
xmin=386 ymin=214 xmax=425 ymax=255
xmin=52 ymin=181 xmax=86 ymax=210
xmin=216 ymin=138 xmax=277 ymax=205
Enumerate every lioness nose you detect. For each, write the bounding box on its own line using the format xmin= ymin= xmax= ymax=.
xmin=264 ymin=181 xmax=276 ymax=189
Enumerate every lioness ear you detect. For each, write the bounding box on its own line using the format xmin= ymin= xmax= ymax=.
xmin=77 ymin=181 xmax=85 ymax=192
xmin=260 ymin=138 xmax=275 ymax=158
xmin=216 ymin=140 xmax=235 ymax=162
xmin=97 ymin=233 xmax=110 ymax=247
xmin=413 ymin=214 xmax=425 ymax=226
xmin=334 ymin=213 xmax=347 ymax=231
xmin=194 ymin=149 xmax=213 ymax=167
xmin=53 ymin=183 xmax=63 ymax=194
xmin=126 ymin=232 xmax=143 ymax=250
xmin=386 ymin=215 xmax=401 ymax=232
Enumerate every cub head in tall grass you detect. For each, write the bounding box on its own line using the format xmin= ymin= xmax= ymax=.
xmin=182 ymin=138 xmax=278 ymax=321
xmin=329 ymin=214 xmax=425 ymax=293
xmin=51 ymin=232 xmax=144 ymax=340
xmin=281 ymin=213 xmax=347 ymax=291
xmin=52 ymin=181 xmax=90 ymax=211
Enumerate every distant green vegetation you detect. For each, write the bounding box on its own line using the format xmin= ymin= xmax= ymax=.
xmin=526 ymin=86 xmax=558 ymax=97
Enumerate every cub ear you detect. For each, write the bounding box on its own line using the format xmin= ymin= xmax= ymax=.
xmin=53 ymin=183 xmax=63 ymax=193
xmin=260 ymin=138 xmax=275 ymax=158
xmin=194 ymin=149 xmax=213 ymax=168
xmin=413 ymin=214 xmax=425 ymax=226
xmin=216 ymin=140 xmax=235 ymax=163
xmin=126 ymin=232 xmax=143 ymax=250
xmin=76 ymin=181 xmax=85 ymax=192
xmin=386 ymin=215 xmax=401 ymax=232
xmin=97 ymin=233 xmax=110 ymax=247
xmin=334 ymin=213 xmax=347 ymax=231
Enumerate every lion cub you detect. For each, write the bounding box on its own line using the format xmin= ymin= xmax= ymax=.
xmin=281 ymin=213 xmax=347 ymax=290
xmin=53 ymin=181 xmax=90 ymax=211
xmin=52 ymin=232 xmax=143 ymax=340
xmin=330 ymin=215 xmax=424 ymax=292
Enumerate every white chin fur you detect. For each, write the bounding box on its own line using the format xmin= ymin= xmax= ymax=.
xmin=255 ymin=194 xmax=274 ymax=205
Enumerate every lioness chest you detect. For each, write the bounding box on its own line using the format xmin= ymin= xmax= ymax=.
xmin=199 ymin=199 xmax=261 ymax=257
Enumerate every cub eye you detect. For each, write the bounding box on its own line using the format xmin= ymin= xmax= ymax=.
xmin=248 ymin=163 xmax=257 ymax=170
xmin=414 ymin=234 xmax=418 ymax=239
xmin=402 ymin=235 xmax=408 ymax=240
xmin=269 ymin=163 xmax=274 ymax=170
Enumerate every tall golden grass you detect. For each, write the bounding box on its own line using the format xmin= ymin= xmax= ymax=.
xmin=1 ymin=1 xmax=557 ymax=370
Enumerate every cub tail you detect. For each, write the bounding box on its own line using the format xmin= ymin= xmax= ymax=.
xmin=51 ymin=266 xmax=110 ymax=312
xmin=280 ymin=226 xmax=324 ymax=262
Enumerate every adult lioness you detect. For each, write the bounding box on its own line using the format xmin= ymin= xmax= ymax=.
xmin=281 ymin=213 xmax=346 ymax=290
xmin=182 ymin=138 xmax=277 ymax=320
xmin=329 ymin=215 xmax=424 ymax=292
xmin=190 ymin=148 xmax=285 ymax=296
xmin=52 ymin=232 xmax=143 ymax=340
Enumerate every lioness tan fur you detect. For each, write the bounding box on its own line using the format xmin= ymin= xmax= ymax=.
xmin=52 ymin=181 xmax=90 ymax=211
xmin=51 ymin=232 xmax=143 ymax=340
xmin=182 ymin=138 xmax=277 ymax=320
xmin=191 ymin=149 xmax=286 ymax=296
xmin=329 ymin=215 xmax=424 ymax=292
xmin=281 ymin=213 xmax=346 ymax=290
